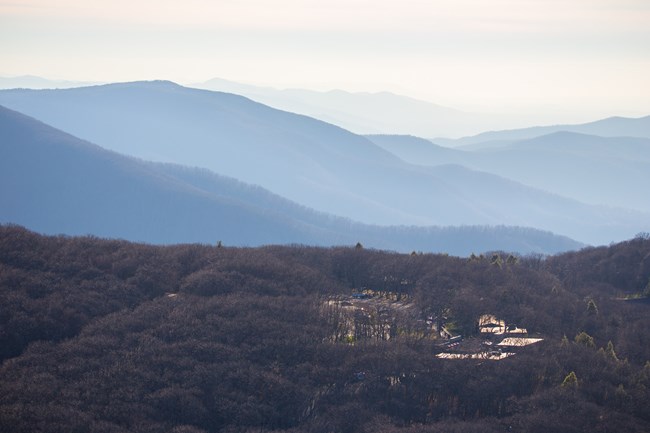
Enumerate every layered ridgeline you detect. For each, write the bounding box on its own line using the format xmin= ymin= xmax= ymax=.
xmin=367 ymin=132 xmax=650 ymax=213
xmin=433 ymin=114 xmax=650 ymax=148
xmin=0 ymin=105 xmax=581 ymax=255
xmin=0 ymin=81 xmax=648 ymax=244
xmin=193 ymin=77 xmax=488 ymax=138
xmin=0 ymin=75 xmax=98 ymax=90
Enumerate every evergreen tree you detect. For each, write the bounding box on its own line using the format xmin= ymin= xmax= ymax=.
xmin=575 ymin=331 xmax=595 ymax=348
xmin=587 ymin=299 xmax=599 ymax=315
xmin=604 ymin=340 xmax=619 ymax=362
xmin=562 ymin=371 xmax=578 ymax=388
xmin=560 ymin=334 xmax=570 ymax=348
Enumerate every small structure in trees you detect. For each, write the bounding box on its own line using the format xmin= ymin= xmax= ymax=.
xmin=437 ymin=314 xmax=542 ymax=362
xmin=478 ymin=314 xmax=505 ymax=335
xmin=497 ymin=337 xmax=543 ymax=348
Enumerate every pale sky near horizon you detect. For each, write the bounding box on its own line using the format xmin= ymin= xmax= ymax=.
xmin=1 ymin=0 xmax=649 ymax=122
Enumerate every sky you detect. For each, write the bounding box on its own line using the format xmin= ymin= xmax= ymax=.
xmin=1 ymin=0 xmax=650 ymax=122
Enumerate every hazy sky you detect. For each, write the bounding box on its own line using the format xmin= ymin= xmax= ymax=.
xmin=1 ymin=0 xmax=649 ymax=120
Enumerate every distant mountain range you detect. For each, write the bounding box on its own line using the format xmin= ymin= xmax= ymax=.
xmin=367 ymin=132 xmax=650 ymax=213
xmin=2 ymin=81 xmax=648 ymax=244
xmin=433 ymin=115 xmax=650 ymax=148
xmin=193 ymin=77 xmax=493 ymax=138
xmin=0 ymin=75 xmax=98 ymax=90
xmin=4 ymin=75 xmax=648 ymax=142
xmin=0 ymin=105 xmax=582 ymax=255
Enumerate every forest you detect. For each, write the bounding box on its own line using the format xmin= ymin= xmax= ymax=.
xmin=1 ymin=224 xmax=650 ymax=432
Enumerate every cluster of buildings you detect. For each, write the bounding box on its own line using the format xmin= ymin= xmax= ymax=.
xmin=436 ymin=314 xmax=543 ymax=361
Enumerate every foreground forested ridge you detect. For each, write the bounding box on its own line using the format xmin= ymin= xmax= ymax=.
xmin=1 ymin=226 xmax=650 ymax=432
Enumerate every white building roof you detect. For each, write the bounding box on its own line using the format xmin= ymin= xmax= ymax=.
xmin=497 ymin=337 xmax=543 ymax=347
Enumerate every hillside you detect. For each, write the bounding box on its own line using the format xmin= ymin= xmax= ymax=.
xmin=367 ymin=132 xmax=650 ymax=213
xmin=366 ymin=134 xmax=467 ymax=165
xmin=0 ymin=105 xmax=582 ymax=255
xmin=1 ymin=82 xmax=648 ymax=244
xmin=1 ymin=226 xmax=649 ymax=432
xmin=0 ymin=104 xmax=339 ymax=246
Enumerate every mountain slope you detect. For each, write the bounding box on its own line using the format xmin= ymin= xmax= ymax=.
xmin=1 ymin=82 xmax=648 ymax=244
xmin=0 ymin=105 xmax=342 ymax=246
xmin=0 ymin=81 xmax=412 ymax=226
xmin=0 ymin=105 xmax=583 ymax=255
xmin=366 ymin=134 xmax=468 ymax=165
xmin=368 ymin=132 xmax=650 ymax=213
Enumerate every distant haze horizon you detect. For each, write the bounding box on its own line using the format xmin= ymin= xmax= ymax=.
xmin=2 ymin=0 xmax=649 ymax=133
xmin=1 ymin=71 xmax=648 ymax=131
xmin=0 ymin=74 xmax=648 ymax=138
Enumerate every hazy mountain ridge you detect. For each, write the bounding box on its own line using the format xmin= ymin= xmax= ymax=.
xmin=0 ymin=105 xmax=583 ymax=254
xmin=512 ymin=131 xmax=650 ymax=160
xmin=367 ymin=132 xmax=650 ymax=213
xmin=1 ymin=81 xmax=648 ymax=244
xmin=366 ymin=134 xmax=468 ymax=165
xmin=154 ymin=162 xmax=585 ymax=254
xmin=0 ymin=104 xmax=334 ymax=246
xmin=194 ymin=77 xmax=489 ymax=137
xmin=0 ymin=80 xmax=402 ymax=220
xmin=0 ymin=75 xmax=98 ymax=90
xmin=434 ymin=115 xmax=650 ymax=148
